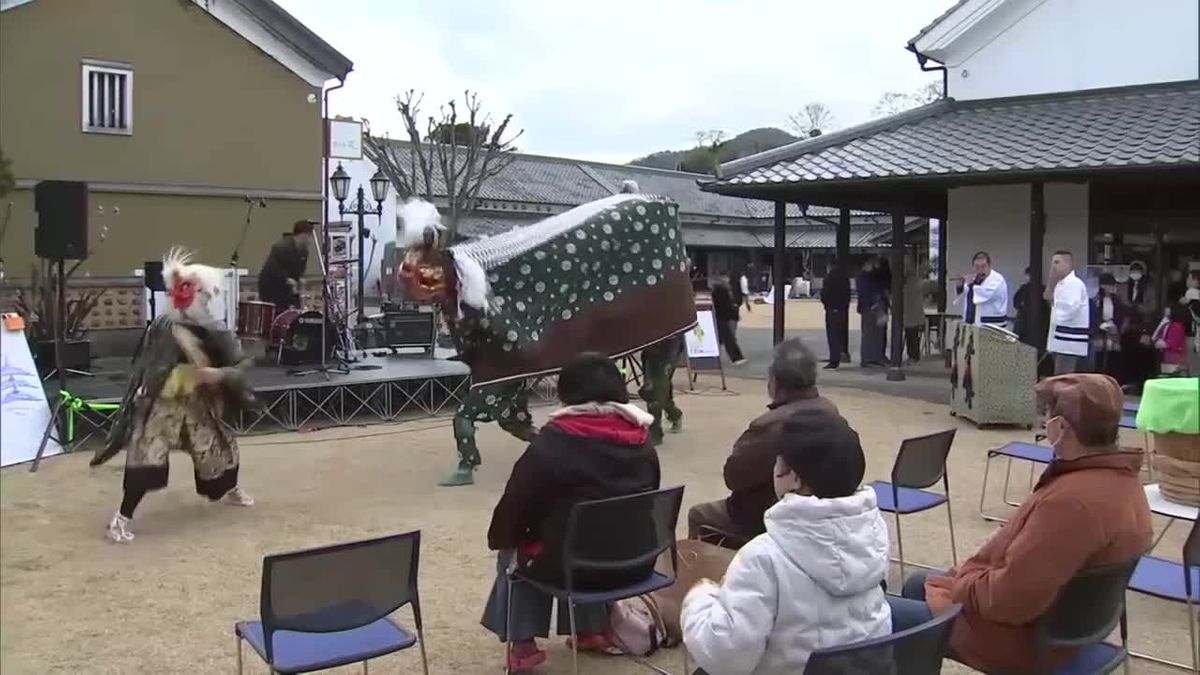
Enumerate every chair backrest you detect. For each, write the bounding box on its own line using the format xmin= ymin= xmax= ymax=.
xmin=1184 ymin=519 xmax=1200 ymax=598
xmin=892 ymin=429 xmax=957 ymax=489
xmin=1036 ymin=559 xmax=1137 ymax=650
xmin=562 ymin=486 xmax=685 ymax=590
xmin=260 ymin=530 xmax=421 ymax=664
xmin=803 ymin=605 xmax=963 ymax=675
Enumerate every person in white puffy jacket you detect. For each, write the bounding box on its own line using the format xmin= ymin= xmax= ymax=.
xmin=681 ymin=412 xmax=891 ymax=675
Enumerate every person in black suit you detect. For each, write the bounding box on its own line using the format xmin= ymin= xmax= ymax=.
xmin=821 ymin=259 xmax=852 ymax=369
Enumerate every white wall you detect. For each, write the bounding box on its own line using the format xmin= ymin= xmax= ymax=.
xmin=941 ymin=0 xmax=1199 ymax=100
xmin=946 ymin=182 xmax=1089 ymax=309
xmin=322 ymin=156 xmax=397 ymax=292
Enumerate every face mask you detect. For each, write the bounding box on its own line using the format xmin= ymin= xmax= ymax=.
xmin=1130 ymin=272 xmax=1143 ymax=281
xmin=1046 ymin=415 xmax=1066 ymax=453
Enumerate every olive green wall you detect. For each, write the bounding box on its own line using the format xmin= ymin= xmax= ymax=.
xmin=0 ymin=0 xmax=322 ymax=189
xmin=0 ymin=0 xmax=325 ymax=274
xmin=3 ymin=189 xmax=318 ymax=276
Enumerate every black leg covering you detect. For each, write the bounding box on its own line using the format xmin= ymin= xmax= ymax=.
xmin=195 ymin=465 xmax=239 ymax=501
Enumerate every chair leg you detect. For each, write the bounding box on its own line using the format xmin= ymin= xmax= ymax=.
xmin=1000 ymin=457 xmax=1016 ymax=506
xmin=1121 ymin=610 xmax=1131 ymax=675
xmin=362 ymin=661 xmax=368 ymax=674
xmin=894 ymin=511 xmax=906 ymax=586
xmin=945 ymin=500 xmax=959 ymax=567
xmin=417 ymin=625 xmax=431 ymax=675
xmin=1189 ymin=596 xmax=1198 ymax=673
xmin=236 ymin=635 xmax=243 ymax=675
xmin=978 ymin=454 xmax=993 ymax=520
xmin=505 ymin=576 xmax=515 ymax=675
xmin=568 ymin=598 xmax=579 ymax=675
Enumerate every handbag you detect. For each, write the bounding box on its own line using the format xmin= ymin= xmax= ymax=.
xmin=648 ymin=539 xmax=736 ymax=645
xmin=606 ymin=594 xmax=669 ymax=657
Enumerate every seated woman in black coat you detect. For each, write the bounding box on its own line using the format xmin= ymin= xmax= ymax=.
xmin=481 ymin=352 xmax=662 ymax=672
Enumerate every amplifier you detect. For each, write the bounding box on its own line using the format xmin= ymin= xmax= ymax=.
xmin=380 ymin=311 xmax=435 ymax=350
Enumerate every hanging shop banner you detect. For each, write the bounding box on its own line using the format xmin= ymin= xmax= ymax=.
xmin=1 ymin=315 xmax=61 ymax=467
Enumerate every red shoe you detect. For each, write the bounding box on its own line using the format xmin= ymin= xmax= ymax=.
xmin=566 ymin=632 xmax=612 ymax=652
xmin=507 ymin=642 xmax=546 ymax=672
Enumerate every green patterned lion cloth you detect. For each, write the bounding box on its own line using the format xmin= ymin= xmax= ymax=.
xmin=435 ymin=193 xmax=697 ymax=485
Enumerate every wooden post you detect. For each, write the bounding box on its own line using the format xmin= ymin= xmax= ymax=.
xmin=887 ymin=212 xmax=907 ymax=381
xmin=1029 ymin=182 xmax=1045 ymax=353
xmin=837 ymin=208 xmax=852 ymax=360
xmin=936 ymin=216 xmax=948 ymax=313
xmin=773 ymin=201 xmax=786 ymax=345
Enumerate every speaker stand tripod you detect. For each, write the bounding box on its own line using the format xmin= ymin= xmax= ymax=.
xmin=290 ymin=225 xmax=353 ymax=378
xmin=31 ymin=258 xmax=80 ymax=472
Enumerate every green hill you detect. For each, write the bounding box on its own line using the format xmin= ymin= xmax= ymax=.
xmin=629 ymin=127 xmax=798 ymax=173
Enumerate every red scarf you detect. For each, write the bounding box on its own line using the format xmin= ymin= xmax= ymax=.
xmin=549 ymin=413 xmax=649 ymax=446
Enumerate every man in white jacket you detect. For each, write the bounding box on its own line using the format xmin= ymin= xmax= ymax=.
xmin=1046 ymin=251 xmax=1091 ymax=374
xmin=956 ymin=251 xmax=1010 ymax=327
xmin=682 ymin=410 xmax=892 ymax=675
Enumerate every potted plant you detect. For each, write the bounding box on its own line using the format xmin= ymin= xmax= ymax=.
xmin=14 ymin=260 xmax=105 ymax=375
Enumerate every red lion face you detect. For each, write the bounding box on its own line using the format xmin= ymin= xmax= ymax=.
xmin=169 ymin=279 xmax=197 ymax=310
xmin=398 ymin=247 xmax=455 ymax=304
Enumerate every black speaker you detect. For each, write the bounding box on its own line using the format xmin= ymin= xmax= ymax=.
xmin=280 ymin=310 xmax=331 ymax=365
xmin=143 ymin=261 xmax=165 ymax=292
xmin=34 ymin=180 xmax=89 ymax=260
xmin=380 ymin=311 xmax=435 ymax=349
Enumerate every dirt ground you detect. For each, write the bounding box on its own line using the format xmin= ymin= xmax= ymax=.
xmin=1 ymin=376 xmax=1193 ymax=674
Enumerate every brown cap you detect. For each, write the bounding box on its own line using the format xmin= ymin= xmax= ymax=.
xmin=1035 ymin=374 xmax=1123 ymax=445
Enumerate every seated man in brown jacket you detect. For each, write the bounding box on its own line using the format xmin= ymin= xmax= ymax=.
xmin=894 ymin=373 xmax=1152 ymax=672
xmin=687 ymin=338 xmax=838 ymax=543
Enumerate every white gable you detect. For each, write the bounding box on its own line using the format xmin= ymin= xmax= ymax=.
xmin=913 ymin=0 xmax=1200 ymax=100
xmin=193 ymin=0 xmax=337 ymax=87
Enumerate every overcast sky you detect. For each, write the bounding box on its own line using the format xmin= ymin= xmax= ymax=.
xmin=276 ymin=0 xmax=951 ymax=164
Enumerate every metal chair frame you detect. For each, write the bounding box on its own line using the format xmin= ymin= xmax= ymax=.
xmin=978 ymin=439 xmax=1052 ymax=523
xmin=875 ymin=429 xmax=959 ymax=583
xmin=235 ymin=530 xmax=429 ymax=675
xmin=504 ymin=487 xmax=687 ymax=675
xmin=1128 ymin=518 xmax=1200 ymax=672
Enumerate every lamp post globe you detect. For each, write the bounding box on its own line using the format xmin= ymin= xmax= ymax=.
xmin=330 ymin=162 xmax=351 ymax=203
xmin=369 ymin=169 xmax=390 ymax=204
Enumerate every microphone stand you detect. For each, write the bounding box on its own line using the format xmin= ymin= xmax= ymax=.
xmin=291 ymin=223 xmax=350 ymax=378
xmin=229 ymin=199 xmax=261 ymax=268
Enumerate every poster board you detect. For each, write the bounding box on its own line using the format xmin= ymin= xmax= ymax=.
xmin=685 ymin=307 xmax=725 ymax=390
xmin=1 ymin=316 xmax=61 ymax=467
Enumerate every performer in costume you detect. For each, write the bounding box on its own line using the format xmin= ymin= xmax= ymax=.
xmin=397 ymin=189 xmax=696 ymax=486
xmin=92 ymin=249 xmax=256 ymax=542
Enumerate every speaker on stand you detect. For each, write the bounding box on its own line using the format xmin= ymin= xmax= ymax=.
xmin=30 ymin=180 xmax=90 ymax=472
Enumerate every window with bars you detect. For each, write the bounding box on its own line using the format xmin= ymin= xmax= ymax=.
xmin=81 ymin=62 xmax=133 ymax=134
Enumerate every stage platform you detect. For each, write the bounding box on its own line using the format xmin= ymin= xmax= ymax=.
xmin=44 ymin=353 xmax=472 ymax=445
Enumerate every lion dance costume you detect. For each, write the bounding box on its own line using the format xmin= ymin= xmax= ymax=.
xmin=92 ymin=249 xmax=256 ymax=542
xmin=397 ymin=185 xmax=696 ymax=486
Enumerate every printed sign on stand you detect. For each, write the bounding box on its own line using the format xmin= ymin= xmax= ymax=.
xmin=685 ymin=307 xmax=725 ymax=390
xmin=1 ymin=315 xmax=61 ymax=467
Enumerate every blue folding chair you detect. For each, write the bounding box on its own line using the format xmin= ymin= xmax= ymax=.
xmin=978 ymin=441 xmax=1054 ymax=523
xmin=803 ymin=605 xmax=962 ymax=674
xmin=1031 ymin=559 xmax=1137 ymax=675
xmin=506 ymin=486 xmax=685 ymax=675
xmin=869 ymin=429 xmax=958 ymax=582
xmin=1128 ymin=518 xmax=1200 ymax=671
xmin=234 ymin=530 xmax=429 ymax=674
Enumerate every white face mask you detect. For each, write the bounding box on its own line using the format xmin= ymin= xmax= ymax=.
xmin=1045 ymin=415 xmax=1067 ymax=454
xmin=1130 ymin=271 xmax=1143 ymax=281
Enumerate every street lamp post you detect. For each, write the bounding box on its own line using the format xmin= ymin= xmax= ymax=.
xmin=329 ymin=162 xmax=389 ymax=323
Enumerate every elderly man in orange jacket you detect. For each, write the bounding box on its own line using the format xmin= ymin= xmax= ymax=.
xmin=890 ymin=373 xmax=1152 ymax=672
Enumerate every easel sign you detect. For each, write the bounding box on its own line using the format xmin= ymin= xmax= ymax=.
xmin=1 ymin=314 xmax=62 ymax=467
xmin=685 ymin=306 xmax=725 ymax=390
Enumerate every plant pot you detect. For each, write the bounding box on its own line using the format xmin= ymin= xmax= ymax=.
xmin=33 ymin=339 xmax=92 ymax=375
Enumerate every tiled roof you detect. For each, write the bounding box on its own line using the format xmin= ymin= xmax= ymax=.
xmin=907 ymin=0 xmax=971 ymax=47
xmin=709 ymin=81 xmax=1199 ymax=189
xmin=376 ymin=141 xmax=877 ymax=221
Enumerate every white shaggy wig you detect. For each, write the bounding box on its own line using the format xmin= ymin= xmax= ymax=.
xmin=396 ymin=198 xmax=445 ymax=248
xmin=163 ymin=247 xmax=223 ymax=307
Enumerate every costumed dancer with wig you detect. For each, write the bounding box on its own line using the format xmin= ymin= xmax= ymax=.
xmin=92 ymin=249 xmax=257 ymax=543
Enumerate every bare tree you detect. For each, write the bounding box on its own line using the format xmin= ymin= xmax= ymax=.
xmin=872 ymin=81 xmax=942 ymax=117
xmin=363 ymin=90 xmax=523 ymax=243
xmin=787 ymin=102 xmax=834 ymax=138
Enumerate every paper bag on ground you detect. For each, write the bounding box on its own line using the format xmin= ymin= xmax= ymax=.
xmin=650 ymin=539 xmax=736 ymax=645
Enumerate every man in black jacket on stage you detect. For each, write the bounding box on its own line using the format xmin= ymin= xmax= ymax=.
xmin=821 ymin=259 xmax=852 ymax=369
xmin=257 ymin=220 xmax=313 ymax=309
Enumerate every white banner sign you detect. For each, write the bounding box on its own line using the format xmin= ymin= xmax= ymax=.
xmin=685 ymin=310 xmax=720 ymax=359
xmin=1 ymin=318 xmax=61 ymax=467
xmin=328 ymin=119 xmax=363 ymax=159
